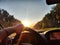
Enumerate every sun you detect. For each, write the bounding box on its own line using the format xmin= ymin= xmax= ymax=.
xmin=22 ymin=20 xmax=31 ymax=27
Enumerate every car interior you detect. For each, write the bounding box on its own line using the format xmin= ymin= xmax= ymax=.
xmin=45 ymin=29 xmax=60 ymax=45
xmin=0 ymin=0 xmax=60 ymax=45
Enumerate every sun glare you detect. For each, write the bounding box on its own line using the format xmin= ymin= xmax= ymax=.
xmin=22 ymin=20 xmax=31 ymax=27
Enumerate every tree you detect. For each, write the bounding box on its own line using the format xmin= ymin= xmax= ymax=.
xmin=34 ymin=4 xmax=60 ymax=30
xmin=0 ymin=9 xmax=21 ymax=28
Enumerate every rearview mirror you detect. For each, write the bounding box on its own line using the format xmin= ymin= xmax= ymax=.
xmin=46 ymin=0 xmax=60 ymax=5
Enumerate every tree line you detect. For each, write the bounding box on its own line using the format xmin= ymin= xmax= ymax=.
xmin=0 ymin=9 xmax=21 ymax=29
xmin=34 ymin=4 xmax=60 ymax=30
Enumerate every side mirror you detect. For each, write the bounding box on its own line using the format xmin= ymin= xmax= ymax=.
xmin=46 ymin=0 xmax=60 ymax=5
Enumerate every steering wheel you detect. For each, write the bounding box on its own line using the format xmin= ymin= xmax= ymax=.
xmin=12 ymin=27 xmax=48 ymax=45
xmin=2 ymin=27 xmax=48 ymax=45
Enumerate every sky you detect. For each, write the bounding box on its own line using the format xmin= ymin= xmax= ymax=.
xmin=0 ymin=0 xmax=55 ymax=25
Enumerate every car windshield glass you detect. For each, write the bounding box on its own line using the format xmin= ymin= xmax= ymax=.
xmin=0 ymin=0 xmax=58 ymax=30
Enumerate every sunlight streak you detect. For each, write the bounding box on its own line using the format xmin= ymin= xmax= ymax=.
xmin=22 ymin=20 xmax=31 ymax=27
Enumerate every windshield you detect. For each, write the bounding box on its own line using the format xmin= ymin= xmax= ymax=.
xmin=0 ymin=0 xmax=56 ymax=29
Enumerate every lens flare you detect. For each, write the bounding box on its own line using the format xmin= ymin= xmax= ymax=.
xmin=22 ymin=20 xmax=31 ymax=27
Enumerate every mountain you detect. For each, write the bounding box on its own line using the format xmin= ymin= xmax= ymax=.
xmin=34 ymin=4 xmax=60 ymax=30
xmin=0 ymin=9 xmax=21 ymax=29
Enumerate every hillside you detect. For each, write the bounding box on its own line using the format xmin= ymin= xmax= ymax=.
xmin=34 ymin=4 xmax=60 ymax=30
xmin=0 ymin=9 xmax=21 ymax=29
